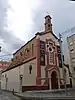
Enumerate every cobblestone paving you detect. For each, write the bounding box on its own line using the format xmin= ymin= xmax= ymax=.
xmin=0 ymin=91 xmax=21 ymax=100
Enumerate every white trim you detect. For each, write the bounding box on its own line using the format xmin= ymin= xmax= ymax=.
xmin=50 ymin=69 xmax=59 ymax=78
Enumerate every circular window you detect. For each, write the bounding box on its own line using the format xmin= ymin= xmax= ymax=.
xmin=47 ymin=44 xmax=49 ymax=48
xmin=49 ymin=47 xmax=54 ymax=52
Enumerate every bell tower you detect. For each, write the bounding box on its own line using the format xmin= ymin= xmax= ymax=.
xmin=44 ymin=15 xmax=52 ymax=32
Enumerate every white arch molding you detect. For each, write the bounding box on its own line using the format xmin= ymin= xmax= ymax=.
xmin=48 ymin=68 xmax=60 ymax=89
xmin=50 ymin=69 xmax=59 ymax=78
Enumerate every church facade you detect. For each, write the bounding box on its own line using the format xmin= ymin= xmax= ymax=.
xmin=1 ymin=15 xmax=71 ymax=92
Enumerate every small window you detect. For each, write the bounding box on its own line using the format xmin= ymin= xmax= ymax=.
xmin=49 ymin=47 xmax=52 ymax=51
xmin=64 ymin=69 xmax=66 ymax=74
xmin=11 ymin=58 xmax=13 ymax=61
xmin=49 ymin=42 xmax=53 ymax=45
xmin=25 ymin=48 xmax=29 ymax=54
xmin=29 ymin=65 xmax=32 ymax=74
xmin=2 ymin=75 xmax=4 ymax=78
xmin=16 ymin=56 xmax=17 ymax=59
xmin=72 ymin=58 xmax=75 ymax=62
xmin=5 ymin=74 xmax=7 ymax=78
xmin=69 ymin=42 xmax=73 ymax=46
xmin=73 ymin=67 xmax=75 ymax=71
xmin=47 ymin=44 xmax=49 ymax=48
xmin=20 ymin=52 xmax=22 ymax=56
xmin=74 ymin=41 xmax=75 ymax=43
xmin=48 ymin=24 xmax=50 ymax=27
xmin=27 ymin=49 xmax=29 ymax=52
xmin=25 ymin=49 xmax=27 ymax=54
xmin=53 ymin=47 xmax=55 ymax=50
xmin=70 ymin=49 xmax=73 ymax=51
xmin=70 ymin=49 xmax=74 ymax=53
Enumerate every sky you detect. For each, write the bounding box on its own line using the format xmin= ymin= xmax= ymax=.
xmin=0 ymin=0 xmax=75 ymax=61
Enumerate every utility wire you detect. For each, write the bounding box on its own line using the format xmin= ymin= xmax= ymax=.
xmin=0 ymin=54 xmax=13 ymax=57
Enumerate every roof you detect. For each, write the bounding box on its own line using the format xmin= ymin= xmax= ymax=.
xmin=13 ymin=36 xmax=36 ymax=55
xmin=0 ymin=61 xmax=10 ymax=71
xmin=3 ymin=30 xmax=59 ymax=73
xmin=2 ymin=57 xmax=36 ymax=72
xmin=67 ymin=34 xmax=75 ymax=39
xmin=45 ymin=15 xmax=52 ymax=19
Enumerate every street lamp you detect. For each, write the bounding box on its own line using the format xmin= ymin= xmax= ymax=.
xmin=19 ymin=74 xmax=23 ymax=93
xmin=0 ymin=47 xmax=1 ymax=52
xmin=59 ymin=33 xmax=67 ymax=95
xmin=69 ymin=0 xmax=75 ymax=1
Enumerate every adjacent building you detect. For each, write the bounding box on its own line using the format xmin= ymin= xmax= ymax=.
xmin=1 ymin=15 xmax=71 ymax=92
xmin=0 ymin=61 xmax=10 ymax=71
xmin=67 ymin=34 xmax=75 ymax=86
xmin=0 ymin=61 xmax=10 ymax=90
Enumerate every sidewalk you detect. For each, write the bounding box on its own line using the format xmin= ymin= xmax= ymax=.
xmin=14 ymin=88 xmax=75 ymax=100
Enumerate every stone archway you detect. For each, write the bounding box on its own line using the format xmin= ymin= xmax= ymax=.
xmin=51 ymin=71 xmax=58 ymax=89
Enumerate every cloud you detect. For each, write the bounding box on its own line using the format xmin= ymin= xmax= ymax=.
xmin=0 ymin=0 xmax=75 ymax=62
xmin=29 ymin=0 xmax=75 ymax=64
xmin=0 ymin=30 xmax=24 ymax=52
xmin=0 ymin=0 xmax=24 ymax=61
xmin=31 ymin=0 xmax=75 ymax=34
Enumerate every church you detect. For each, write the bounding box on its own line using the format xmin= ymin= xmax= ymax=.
xmin=1 ymin=15 xmax=71 ymax=92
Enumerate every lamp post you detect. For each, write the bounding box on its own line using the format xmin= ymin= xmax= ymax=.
xmin=59 ymin=33 xmax=67 ymax=95
xmin=69 ymin=0 xmax=75 ymax=1
xmin=0 ymin=46 xmax=1 ymax=92
xmin=20 ymin=74 xmax=23 ymax=93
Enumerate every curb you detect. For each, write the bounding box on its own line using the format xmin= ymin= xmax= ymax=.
xmin=14 ymin=93 xmax=75 ymax=100
xmin=14 ymin=93 xmax=25 ymax=99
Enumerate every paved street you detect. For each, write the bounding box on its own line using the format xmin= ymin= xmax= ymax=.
xmin=0 ymin=89 xmax=75 ymax=100
xmin=0 ymin=91 xmax=21 ymax=100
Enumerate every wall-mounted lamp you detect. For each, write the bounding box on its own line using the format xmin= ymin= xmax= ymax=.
xmin=20 ymin=74 xmax=23 ymax=80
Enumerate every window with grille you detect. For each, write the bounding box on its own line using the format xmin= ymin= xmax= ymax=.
xmin=29 ymin=65 xmax=32 ymax=74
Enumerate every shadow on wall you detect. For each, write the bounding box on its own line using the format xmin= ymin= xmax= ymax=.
xmin=22 ymin=86 xmax=49 ymax=92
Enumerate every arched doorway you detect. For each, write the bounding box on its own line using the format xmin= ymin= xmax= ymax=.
xmin=51 ymin=71 xmax=58 ymax=89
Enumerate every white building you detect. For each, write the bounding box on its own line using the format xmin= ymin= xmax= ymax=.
xmin=67 ymin=34 xmax=75 ymax=87
xmin=1 ymin=15 xmax=71 ymax=92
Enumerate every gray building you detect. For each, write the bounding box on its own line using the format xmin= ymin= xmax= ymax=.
xmin=67 ymin=34 xmax=75 ymax=86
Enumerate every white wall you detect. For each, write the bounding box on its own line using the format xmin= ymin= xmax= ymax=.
xmin=40 ymin=32 xmax=59 ymax=45
xmin=1 ymin=73 xmax=6 ymax=89
xmin=1 ymin=67 xmax=20 ymax=92
xmin=1 ymin=59 xmax=37 ymax=92
xmin=23 ymin=59 xmax=37 ymax=86
xmin=41 ymin=66 xmax=45 ymax=85
xmin=59 ymin=67 xmax=70 ymax=85
xmin=65 ymin=67 xmax=70 ymax=84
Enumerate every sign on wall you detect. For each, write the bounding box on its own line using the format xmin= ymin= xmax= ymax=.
xmin=40 ymin=41 xmax=45 ymax=66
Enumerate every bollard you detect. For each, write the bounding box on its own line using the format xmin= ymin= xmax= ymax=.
xmin=12 ymin=89 xmax=14 ymax=95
